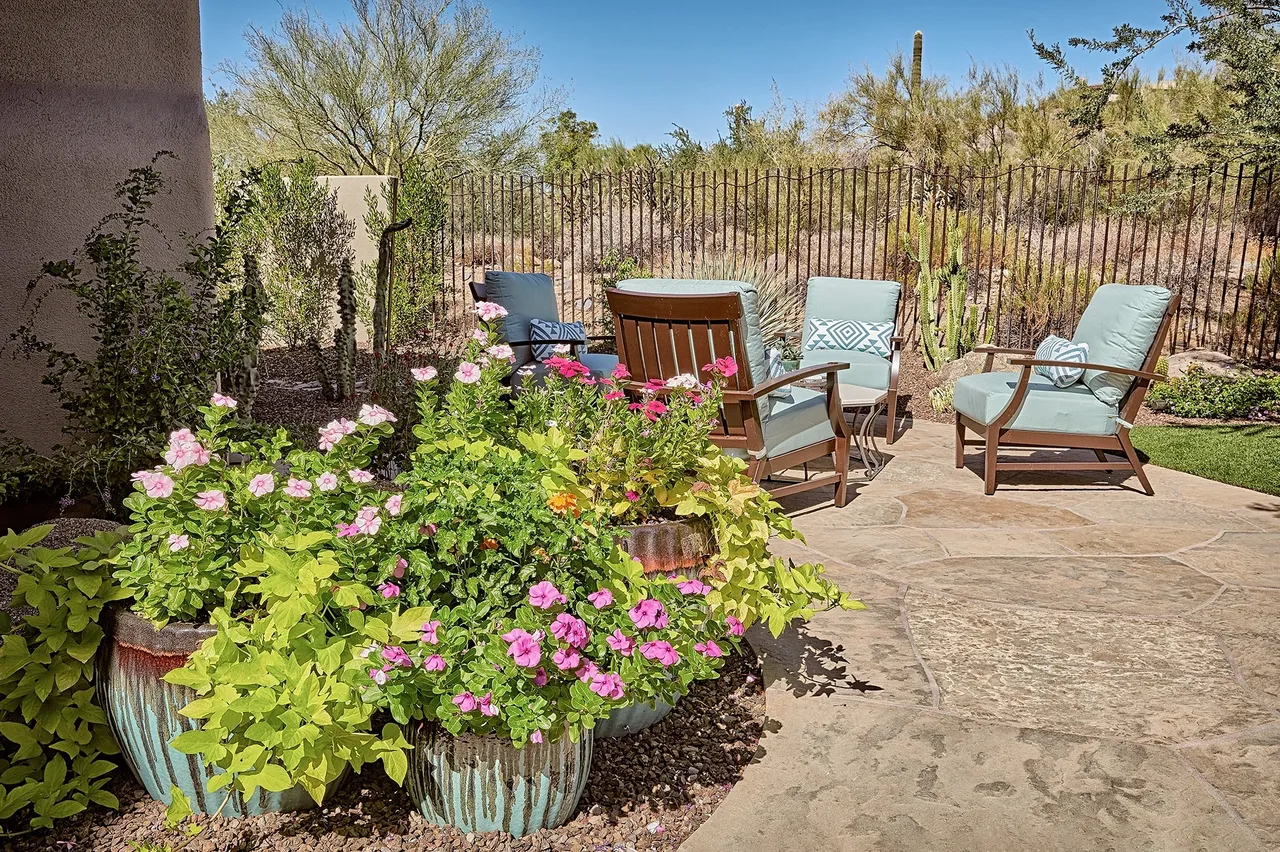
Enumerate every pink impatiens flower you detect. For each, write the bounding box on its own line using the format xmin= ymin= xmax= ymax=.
xmin=421 ymin=620 xmax=442 ymax=644
xmin=193 ymin=489 xmax=226 ymax=511
xmin=606 ymin=630 xmax=635 ymax=656
xmin=587 ymin=588 xmax=614 ymax=609
xmin=358 ymin=403 xmax=397 ymax=426
xmin=369 ymin=668 xmax=388 ymax=685
xmin=453 ymin=692 xmax=478 ymax=712
xmin=695 ymin=640 xmax=724 ymax=658
xmin=348 ymin=469 xmax=374 ymax=483
xmin=210 ymin=393 xmax=238 ymax=409
xmin=456 ymin=362 xmax=482 ymax=384
xmin=248 ymin=474 xmax=275 ymax=497
xmin=411 ymin=366 xmax=438 ymax=382
xmin=677 ymin=579 xmax=711 ymax=596
xmin=167 ymin=533 xmax=189 ymax=552
xmin=549 ymin=613 xmax=590 ymax=650
xmin=505 ymin=631 xmax=543 ymax=668
xmin=379 ymin=582 xmax=400 ymax=599
xmin=726 ymin=616 xmax=745 ymax=637
xmin=552 ymin=647 xmax=581 ymax=671
xmin=316 ymin=472 xmax=339 ymax=492
xmin=628 ymin=599 xmax=669 ymax=630
xmin=284 ymin=478 xmax=312 ymax=499
xmin=478 ymin=693 xmax=498 ymax=717
xmin=528 ymin=581 xmax=567 ymax=610
xmin=384 ymin=493 xmax=403 ymax=516
xmin=640 ymin=641 xmax=680 ymax=667
xmin=589 ymin=672 xmax=627 ymax=700
xmin=423 ymin=654 xmax=447 ymax=672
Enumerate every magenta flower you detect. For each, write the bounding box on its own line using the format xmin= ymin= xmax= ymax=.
xmin=423 ymin=654 xmax=447 ymax=672
xmin=421 ymin=620 xmax=442 ymax=644
xmin=552 ymin=647 xmax=581 ymax=671
xmin=316 ymin=472 xmax=339 ymax=492
xmin=411 ymin=366 xmax=439 ymax=382
xmin=456 ymin=361 xmax=482 ymax=384
xmin=379 ymin=582 xmax=400 ymax=599
xmin=604 ymin=390 xmax=626 ymax=401
xmin=348 ymin=469 xmax=374 ymax=483
xmin=167 ymin=533 xmax=189 ymax=552
xmin=628 ymin=599 xmax=668 ymax=630
xmin=210 ymin=393 xmax=238 ymax=409
xmin=695 ymin=640 xmax=724 ymax=658
xmin=611 ymin=363 xmax=631 ymax=380
xmin=369 ymin=668 xmax=388 ymax=685
xmin=193 ymin=489 xmax=226 ymax=511
xmin=640 ymin=641 xmax=680 ymax=667
xmin=587 ymin=588 xmax=614 ymax=609
xmin=625 ymin=490 xmax=640 ymax=502
xmin=393 ymin=556 xmax=407 ymax=579
xmin=528 ymin=581 xmax=567 ymax=610
xmin=575 ymin=660 xmax=600 ymax=683
xmin=506 ymin=632 xmax=543 ymax=668
xmin=478 ymin=693 xmax=498 ymax=717
xmin=531 ymin=730 xmax=544 ymax=744
xmin=677 ymin=579 xmax=711 ymax=596
xmin=384 ymin=493 xmax=403 ymax=516
xmin=726 ymin=616 xmax=745 ymax=637
xmin=382 ymin=646 xmax=412 ymax=667
xmin=589 ymin=672 xmax=627 ymax=700
xmin=549 ymin=613 xmax=590 ymax=650
xmin=247 ymin=474 xmax=275 ymax=498
xmin=702 ymin=356 xmax=738 ymax=378
xmin=284 ymin=478 xmax=312 ymax=499
xmin=606 ymin=630 xmax=635 ymax=656
xmin=453 ymin=691 xmax=478 ymax=712
xmin=358 ymin=403 xmax=397 ymax=426
xmin=533 ymin=667 xmax=548 ymax=687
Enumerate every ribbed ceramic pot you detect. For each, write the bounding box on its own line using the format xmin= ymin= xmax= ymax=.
xmin=97 ymin=606 xmax=340 ymax=817
xmin=594 ymin=696 xmax=676 ymax=739
xmin=406 ymin=725 xmax=593 ymax=836
xmin=618 ymin=517 xmax=714 ymax=578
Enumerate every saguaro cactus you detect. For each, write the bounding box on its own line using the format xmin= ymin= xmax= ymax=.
xmin=911 ymin=31 xmax=923 ymax=98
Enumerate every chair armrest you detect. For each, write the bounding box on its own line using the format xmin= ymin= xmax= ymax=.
xmin=1008 ymin=358 xmax=1163 ymax=383
xmin=505 ymin=337 xmax=589 ymax=347
xmin=723 ymin=362 xmax=850 ymax=401
xmin=891 ymin=335 xmax=904 ymax=349
xmin=975 ymin=345 xmax=1034 ymax=355
xmin=586 ymin=335 xmax=614 ymax=343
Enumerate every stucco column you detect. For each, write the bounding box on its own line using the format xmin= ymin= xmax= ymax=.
xmin=0 ymin=0 xmax=214 ymax=451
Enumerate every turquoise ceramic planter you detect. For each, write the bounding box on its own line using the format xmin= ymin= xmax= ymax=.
xmin=407 ymin=725 xmax=592 ymax=836
xmin=97 ymin=606 xmax=340 ymax=817
xmin=594 ymin=696 xmax=676 ymax=739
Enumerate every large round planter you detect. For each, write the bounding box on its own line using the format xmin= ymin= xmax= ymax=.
xmin=618 ymin=516 xmax=714 ymax=578
xmin=97 ymin=606 xmax=340 ymax=817
xmin=594 ymin=696 xmax=676 ymax=739
xmin=406 ymin=725 xmax=593 ymax=836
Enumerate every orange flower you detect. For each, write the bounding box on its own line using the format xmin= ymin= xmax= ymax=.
xmin=482 ymin=538 xmax=499 ymax=550
xmin=547 ymin=492 xmax=578 ymax=515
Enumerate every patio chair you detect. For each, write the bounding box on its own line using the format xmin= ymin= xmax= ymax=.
xmin=953 ymin=284 xmax=1180 ymax=495
xmin=800 ymin=277 xmax=903 ymax=443
xmin=606 ymin=279 xmax=854 ymax=507
xmin=469 ymin=271 xmax=619 ymax=381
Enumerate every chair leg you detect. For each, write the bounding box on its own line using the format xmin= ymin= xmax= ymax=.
xmin=834 ymin=435 xmax=851 ymax=508
xmin=1093 ymin=449 xmax=1108 ymax=462
xmin=884 ymin=390 xmax=898 ymax=444
xmin=1117 ymin=431 xmax=1154 ymax=495
xmin=983 ymin=432 xmax=1000 ymax=495
xmin=954 ymin=417 xmax=965 ymax=469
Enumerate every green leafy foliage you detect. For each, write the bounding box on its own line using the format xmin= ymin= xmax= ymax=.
xmin=1147 ymin=364 xmax=1280 ymax=419
xmin=0 ymin=525 xmax=129 ymax=832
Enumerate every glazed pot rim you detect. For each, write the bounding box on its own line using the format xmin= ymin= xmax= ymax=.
xmin=105 ymin=602 xmax=216 ymax=656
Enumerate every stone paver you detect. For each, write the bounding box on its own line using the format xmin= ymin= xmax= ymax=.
xmin=684 ymin=420 xmax=1279 ymax=852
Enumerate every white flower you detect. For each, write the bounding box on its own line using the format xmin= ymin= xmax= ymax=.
xmin=358 ymin=404 xmax=397 ymax=427
xmin=665 ymin=373 xmax=701 ymax=390
xmin=167 ymin=533 xmax=190 ymax=552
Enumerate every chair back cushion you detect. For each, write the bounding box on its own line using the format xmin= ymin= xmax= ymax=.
xmin=1071 ymin=284 xmax=1171 ymax=405
xmin=1033 ymin=335 xmax=1089 ymax=388
xmin=804 ymin=277 xmax=900 ymax=326
xmin=483 ymin=271 xmax=560 ymax=366
xmin=804 ymin=318 xmax=894 ymax=357
xmin=530 ymin=318 xmax=586 ymax=360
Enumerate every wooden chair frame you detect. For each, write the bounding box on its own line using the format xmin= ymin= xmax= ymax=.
xmin=606 ymin=288 xmax=855 ymax=507
xmin=955 ymin=293 xmax=1180 ymax=495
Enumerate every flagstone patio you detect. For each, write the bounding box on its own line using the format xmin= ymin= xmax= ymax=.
xmin=685 ymin=420 xmax=1280 ymax=852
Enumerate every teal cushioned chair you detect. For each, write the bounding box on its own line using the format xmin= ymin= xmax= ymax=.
xmin=471 ymin=272 xmax=619 ymax=380
xmin=800 ymin=277 xmax=903 ymax=442
xmin=953 ymin=284 xmax=1178 ymax=495
xmin=607 ymin=281 xmax=855 ymax=507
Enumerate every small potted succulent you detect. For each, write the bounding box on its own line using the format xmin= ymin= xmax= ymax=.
xmin=775 ymin=334 xmax=802 ymax=373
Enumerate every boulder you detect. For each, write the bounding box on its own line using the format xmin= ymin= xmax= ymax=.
xmin=1164 ymin=349 xmax=1243 ymax=379
xmin=936 ymin=350 xmax=1014 ymax=385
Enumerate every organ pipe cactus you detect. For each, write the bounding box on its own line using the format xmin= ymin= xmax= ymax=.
xmin=909 ymin=222 xmax=990 ymax=371
xmin=313 ymin=258 xmax=359 ymax=401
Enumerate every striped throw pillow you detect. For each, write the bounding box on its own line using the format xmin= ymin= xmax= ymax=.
xmin=1033 ymin=335 xmax=1089 ymax=388
xmin=530 ymin=318 xmax=587 ymax=361
xmin=804 ymin=318 xmax=894 ymax=358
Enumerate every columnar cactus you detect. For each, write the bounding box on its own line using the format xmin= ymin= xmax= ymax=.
xmin=372 ymin=218 xmax=413 ymax=363
xmin=911 ymin=222 xmax=989 ymax=371
xmin=911 ymin=31 xmax=923 ymax=99
xmin=217 ymin=254 xmax=268 ymax=416
xmin=336 ymin=258 xmax=358 ymax=399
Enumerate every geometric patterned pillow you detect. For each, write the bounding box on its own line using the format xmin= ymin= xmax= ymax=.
xmin=803 ymin=318 xmax=893 ymax=358
xmin=530 ymin=318 xmax=587 ymax=361
xmin=1033 ymin=334 xmax=1090 ymax=388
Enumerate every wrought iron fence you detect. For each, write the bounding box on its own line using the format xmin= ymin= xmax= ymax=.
xmin=432 ymin=165 xmax=1280 ymax=364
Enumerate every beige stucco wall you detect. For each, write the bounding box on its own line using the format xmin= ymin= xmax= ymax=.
xmin=0 ymin=0 xmax=214 ymax=451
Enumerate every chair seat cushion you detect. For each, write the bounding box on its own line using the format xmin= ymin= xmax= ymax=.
xmin=579 ymin=352 xmax=620 ymax=375
xmin=800 ymin=350 xmax=890 ymax=392
xmin=762 ymin=387 xmax=838 ymax=457
xmin=953 ymin=371 xmax=1120 ymax=435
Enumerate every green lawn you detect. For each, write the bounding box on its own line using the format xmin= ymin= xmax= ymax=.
xmin=1131 ymin=424 xmax=1280 ymax=496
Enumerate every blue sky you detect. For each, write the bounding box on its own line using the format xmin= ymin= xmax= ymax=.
xmin=200 ymin=0 xmax=1189 ymax=145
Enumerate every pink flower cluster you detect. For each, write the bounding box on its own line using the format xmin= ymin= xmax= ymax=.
xmin=589 ymin=671 xmax=626 ymax=700
xmin=628 ymin=598 xmax=669 ymax=629
xmin=550 ymin=613 xmax=590 ymax=649
xmin=543 ymin=356 xmax=590 ymax=379
xmin=131 ymin=468 xmax=175 ymax=499
xmin=677 ymin=579 xmax=711 ymax=596
xmin=318 ymin=418 xmax=356 ymax=452
xmin=453 ymin=691 xmax=499 ymax=716
xmin=164 ymin=428 xmax=211 ymax=471
xmin=337 ymin=505 xmax=382 ymax=537
xmin=702 ymin=356 xmax=738 ymax=378
xmin=358 ymin=404 xmax=396 ymax=426
xmin=503 ymin=627 xmax=544 ymax=668
xmin=474 ymin=301 xmax=509 ymax=322
xmin=528 ymin=581 xmax=568 ymax=609
xmin=210 ymin=393 xmax=238 ymax=409
xmin=639 ymin=640 xmax=680 ymax=667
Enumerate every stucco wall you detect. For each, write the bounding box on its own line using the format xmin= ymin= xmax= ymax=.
xmin=0 ymin=0 xmax=214 ymax=451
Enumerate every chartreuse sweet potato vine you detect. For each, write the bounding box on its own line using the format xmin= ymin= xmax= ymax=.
xmin=0 ymin=525 xmax=128 ymax=834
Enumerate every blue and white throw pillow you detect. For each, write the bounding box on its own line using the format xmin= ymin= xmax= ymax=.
xmin=804 ymin=318 xmax=894 ymax=358
xmin=530 ymin=318 xmax=587 ymax=361
xmin=1033 ymin=334 xmax=1089 ymax=387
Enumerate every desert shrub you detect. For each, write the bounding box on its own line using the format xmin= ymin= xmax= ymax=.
xmin=1147 ymin=364 xmax=1280 ymax=419
xmin=681 ymin=251 xmax=802 ymax=341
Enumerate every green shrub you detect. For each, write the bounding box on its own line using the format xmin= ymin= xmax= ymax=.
xmin=1147 ymin=364 xmax=1280 ymax=419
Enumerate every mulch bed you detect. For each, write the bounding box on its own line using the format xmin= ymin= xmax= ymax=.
xmin=9 ymin=652 xmax=765 ymax=852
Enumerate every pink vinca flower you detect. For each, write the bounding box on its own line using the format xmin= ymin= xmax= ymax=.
xmin=382 ymin=646 xmax=412 ymax=667
xmin=193 ymin=489 xmax=226 ymax=511
xmin=384 ymin=494 xmax=403 ymax=516
xmin=369 ymin=668 xmax=388 ymax=685
xmin=318 ymin=418 xmax=357 ymax=452
xmin=132 ymin=470 xmax=175 ymax=499
xmin=379 ymin=582 xmax=400 ymax=599
xmin=453 ymin=691 xmax=478 ymax=713
xmin=552 ymin=647 xmax=581 ymax=671
xmin=528 ymin=581 xmax=567 ymax=610
xmin=628 ymin=599 xmax=668 ymax=630
xmin=695 ymin=640 xmax=724 ymax=658
xmin=471 ymin=328 xmax=489 ymax=343
xmin=284 ymin=478 xmax=312 ymax=499
xmin=530 ymin=730 xmax=544 ymax=744
xmin=506 ymin=632 xmax=542 ymax=668
xmin=640 ymin=641 xmax=680 ymax=667
xmin=702 ymin=356 xmax=738 ymax=378
xmin=666 ymin=373 xmax=700 ymax=390
xmin=587 ymin=588 xmax=614 ymax=609
xmin=411 ymin=366 xmax=438 ymax=382
xmin=248 ymin=474 xmax=275 ymax=498
xmin=393 ymin=556 xmax=407 ymax=579
xmin=486 ymin=343 xmax=515 ymax=362
xmin=549 ymin=613 xmax=590 ymax=650
xmin=603 ymin=390 xmax=625 ymax=402
xmin=478 ymin=693 xmax=498 ymax=717
xmin=606 ymin=630 xmax=635 ymax=656
xmin=316 ymin=472 xmax=339 ymax=492
xmin=167 ymin=533 xmax=189 ymax=552
xmin=677 ymin=579 xmax=711 ymax=596
xmin=726 ymin=616 xmax=745 ymax=637
xmin=348 ymin=469 xmax=374 ymax=484
xmin=421 ymin=620 xmax=442 ymax=644
xmin=210 ymin=393 xmax=238 ymax=409
xmin=455 ymin=362 xmax=482 ymax=384
xmin=533 ymin=667 xmax=548 ymax=687
xmin=625 ymin=490 xmax=639 ymax=502
xmin=589 ymin=672 xmax=627 ymax=700
xmin=575 ymin=661 xmax=600 ymax=683
xmin=423 ymin=654 xmax=447 ymax=672
xmin=358 ymin=404 xmax=396 ymax=426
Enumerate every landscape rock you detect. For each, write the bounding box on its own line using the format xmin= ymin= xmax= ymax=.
xmin=1164 ymin=348 xmax=1244 ymax=379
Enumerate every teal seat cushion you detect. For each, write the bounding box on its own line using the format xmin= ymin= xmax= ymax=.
xmin=953 ymin=371 xmax=1120 ymax=435
xmin=801 ymin=278 xmax=899 ymax=391
xmin=1071 ymin=284 xmax=1170 ymax=406
xmin=761 ymin=387 xmax=837 ymax=457
xmin=579 ymin=352 xmax=620 ymax=374
xmin=483 ymin=271 xmax=560 ymax=367
xmin=800 ymin=350 xmax=890 ymax=392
